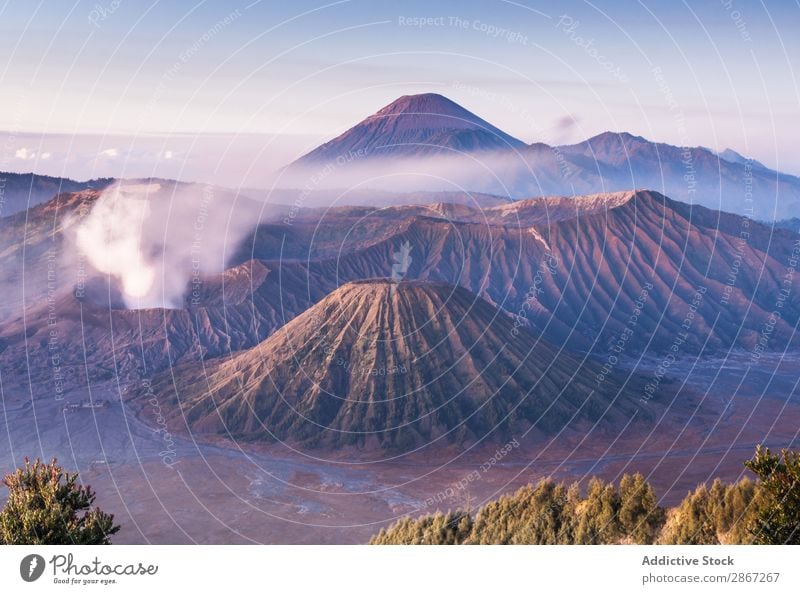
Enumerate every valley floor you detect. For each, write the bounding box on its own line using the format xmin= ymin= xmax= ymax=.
xmin=1 ymin=352 xmax=798 ymax=544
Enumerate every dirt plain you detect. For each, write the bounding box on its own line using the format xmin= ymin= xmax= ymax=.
xmin=2 ymin=352 xmax=798 ymax=544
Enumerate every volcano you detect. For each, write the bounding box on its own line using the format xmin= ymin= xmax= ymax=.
xmin=143 ymin=280 xmax=659 ymax=450
xmin=293 ymin=93 xmax=525 ymax=165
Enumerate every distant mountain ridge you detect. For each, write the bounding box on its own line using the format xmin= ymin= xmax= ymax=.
xmin=716 ymin=148 xmax=769 ymax=170
xmin=5 ymin=94 xmax=798 ymax=219
xmin=0 ymin=171 xmax=113 ymax=216
xmin=284 ymin=94 xmax=800 ymax=220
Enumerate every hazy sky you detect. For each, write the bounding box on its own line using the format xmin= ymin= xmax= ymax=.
xmin=0 ymin=0 xmax=798 ymax=185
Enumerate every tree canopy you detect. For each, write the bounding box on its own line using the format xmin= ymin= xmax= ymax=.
xmin=0 ymin=458 xmax=119 ymax=545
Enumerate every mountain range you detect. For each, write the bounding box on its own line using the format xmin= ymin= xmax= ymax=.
xmin=2 ymin=92 xmax=799 ymax=452
xmin=282 ymin=93 xmax=800 ymax=220
xmin=2 ymin=186 xmax=797 ymax=451
xmin=0 ymin=171 xmax=112 ymax=216
xmin=5 ymin=93 xmax=799 ymax=220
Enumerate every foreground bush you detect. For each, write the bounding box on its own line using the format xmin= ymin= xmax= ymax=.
xmin=0 ymin=458 xmax=119 ymax=544
xmin=372 ymin=473 xmax=665 ymax=545
xmin=658 ymin=478 xmax=762 ymax=544
xmin=745 ymin=446 xmax=800 ymax=544
xmin=370 ymin=511 xmax=473 ymax=545
xmin=371 ymin=446 xmax=794 ymax=545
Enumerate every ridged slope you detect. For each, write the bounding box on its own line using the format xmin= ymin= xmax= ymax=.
xmin=294 ymin=93 xmax=525 ymax=163
xmin=152 ymin=280 xmax=647 ymax=449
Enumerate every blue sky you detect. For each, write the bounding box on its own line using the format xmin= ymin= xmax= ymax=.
xmin=0 ymin=0 xmax=798 ymax=184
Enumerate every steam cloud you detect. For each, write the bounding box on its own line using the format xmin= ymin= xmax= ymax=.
xmin=71 ymin=181 xmax=261 ymax=309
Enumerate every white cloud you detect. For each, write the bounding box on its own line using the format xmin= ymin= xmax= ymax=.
xmin=99 ymin=148 xmax=119 ymax=158
xmin=14 ymin=147 xmax=53 ymax=161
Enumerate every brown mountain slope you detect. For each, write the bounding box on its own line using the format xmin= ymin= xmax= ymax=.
xmin=142 ymin=280 xmax=662 ymax=450
xmin=0 ymin=259 xmax=324 ymax=392
xmin=292 ymin=93 xmax=525 ymax=165
xmin=291 ymin=190 xmax=800 ymax=353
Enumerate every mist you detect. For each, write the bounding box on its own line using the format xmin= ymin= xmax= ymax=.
xmin=271 ymin=151 xmax=541 ymax=200
xmin=269 ymin=143 xmax=798 ymax=220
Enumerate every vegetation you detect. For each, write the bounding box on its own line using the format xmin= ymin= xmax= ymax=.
xmin=370 ymin=511 xmax=474 ymax=545
xmin=370 ymin=445 xmax=797 ymax=545
xmin=657 ymin=478 xmax=762 ymax=544
xmin=744 ymin=445 xmax=800 ymax=544
xmin=0 ymin=458 xmax=119 ymax=544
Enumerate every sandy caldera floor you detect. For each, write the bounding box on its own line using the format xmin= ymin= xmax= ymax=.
xmin=1 ymin=352 xmax=799 ymax=544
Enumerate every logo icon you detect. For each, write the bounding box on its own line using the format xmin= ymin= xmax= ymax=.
xmin=20 ymin=554 xmax=46 ymax=582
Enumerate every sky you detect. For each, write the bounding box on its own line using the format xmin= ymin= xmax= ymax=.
xmin=0 ymin=0 xmax=798 ymax=186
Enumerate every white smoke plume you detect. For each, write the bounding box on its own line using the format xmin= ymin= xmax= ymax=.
xmin=70 ymin=181 xmax=262 ymax=309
